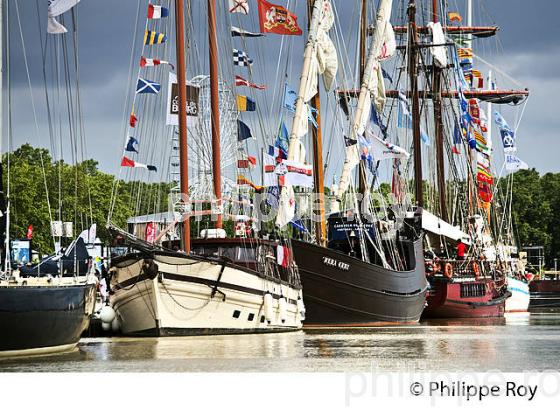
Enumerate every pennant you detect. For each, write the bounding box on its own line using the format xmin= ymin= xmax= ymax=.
xmin=121 ymin=156 xmax=157 ymax=171
xmin=229 ymin=0 xmax=249 ymax=14
xmin=47 ymin=0 xmax=80 ymax=34
xmin=125 ymin=137 xmax=139 ymax=153
xmin=290 ymin=219 xmax=307 ymax=233
xmin=136 ymin=78 xmax=161 ymax=94
xmin=237 ymin=120 xmax=253 ymax=141
xmin=233 ymin=49 xmax=253 ymax=67
xmin=231 ymin=26 xmax=263 ymax=38
xmin=276 ymin=122 xmax=289 ymax=155
xmin=448 ymin=12 xmax=462 ymax=22
xmin=472 ymin=69 xmax=484 ymax=88
xmin=364 ymin=104 xmax=387 ymax=138
xmin=140 ymin=56 xmax=174 ymax=70
xmin=235 ymin=75 xmax=266 ymax=90
xmin=505 ymin=154 xmax=529 ymax=171
xmin=397 ymin=97 xmax=412 ymax=129
xmin=237 ymin=175 xmax=262 ymax=191
xmin=236 ymin=95 xmax=257 ymax=112
xmin=237 ymin=155 xmax=257 ymax=168
xmin=257 ymin=0 xmax=303 ymax=36
xmin=129 ymin=110 xmax=138 ymax=127
xmin=144 ymin=30 xmax=167 ymax=45
xmin=147 ymin=4 xmax=169 ymax=19
xmin=369 ymin=136 xmax=410 ymax=161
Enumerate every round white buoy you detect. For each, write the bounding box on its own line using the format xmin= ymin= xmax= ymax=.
xmin=101 ymin=322 xmax=111 ymax=332
xmin=111 ymin=317 xmax=121 ymax=333
xmin=100 ymin=305 xmax=116 ymax=324
xmin=278 ymin=297 xmax=287 ymax=323
xmin=264 ymin=292 xmax=274 ymax=323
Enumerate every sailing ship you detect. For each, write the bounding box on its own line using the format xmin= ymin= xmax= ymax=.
xmin=0 ymin=0 xmax=96 ymax=356
xmin=273 ymin=0 xmax=428 ymax=326
xmin=107 ymin=0 xmax=304 ymax=336
xmin=396 ymin=0 xmax=529 ymax=318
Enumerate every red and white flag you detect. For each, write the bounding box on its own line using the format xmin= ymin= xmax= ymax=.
xmin=229 ymin=0 xmax=249 ymax=14
xmin=237 ymin=155 xmax=257 ymax=169
xmin=276 ymin=244 xmax=291 ymax=268
xmin=145 ymin=222 xmax=157 ymax=243
xmin=235 ymin=75 xmax=266 ymax=90
xmin=121 ymin=156 xmax=157 ymax=172
xmin=140 ymin=56 xmax=174 ymax=70
xmin=26 ymin=225 xmax=33 ymax=239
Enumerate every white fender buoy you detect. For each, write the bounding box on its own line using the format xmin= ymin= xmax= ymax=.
xmin=278 ymin=297 xmax=288 ymax=323
xmin=297 ymin=297 xmax=306 ymax=320
xmin=100 ymin=305 xmax=116 ymax=324
xmin=111 ymin=317 xmax=121 ymax=333
xmin=101 ymin=321 xmax=111 ymax=332
xmin=264 ymin=292 xmax=274 ymax=323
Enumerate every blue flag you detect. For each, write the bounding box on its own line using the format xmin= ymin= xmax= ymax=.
xmin=266 ymin=186 xmax=280 ymax=209
xmin=237 ymin=120 xmax=253 ymax=141
xmin=136 ymin=78 xmax=161 ymax=94
xmin=125 ymin=137 xmax=139 ymax=153
xmin=290 ymin=219 xmax=307 ymax=232
xmin=275 ymin=121 xmax=289 ymax=155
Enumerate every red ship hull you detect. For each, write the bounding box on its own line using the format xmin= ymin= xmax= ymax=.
xmin=422 ymin=278 xmax=509 ymax=318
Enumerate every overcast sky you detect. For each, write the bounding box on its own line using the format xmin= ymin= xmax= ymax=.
xmin=3 ymin=0 xmax=559 ymax=179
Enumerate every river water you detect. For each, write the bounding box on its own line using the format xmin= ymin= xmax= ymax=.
xmin=2 ymin=313 xmax=560 ymax=372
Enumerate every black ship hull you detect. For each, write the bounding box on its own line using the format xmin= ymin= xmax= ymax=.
xmin=292 ymin=239 xmax=428 ymax=325
xmin=0 ymin=284 xmax=96 ymax=356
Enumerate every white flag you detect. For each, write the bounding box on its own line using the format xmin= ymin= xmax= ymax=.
xmin=47 ymin=0 xmax=80 ymax=34
xmin=228 ymin=0 xmax=249 ymax=14
xmin=370 ymin=136 xmax=410 ymax=161
xmin=427 ymin=21 xmax=448 ymax=68
xmin=276 ymin=186 xmax=296 ymax=228
xmin=505 ymin=154 xmax=529 ymax=171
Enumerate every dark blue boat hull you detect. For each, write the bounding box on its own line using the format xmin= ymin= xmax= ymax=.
xmin=0 ymin=284 xmax=96 ymax=354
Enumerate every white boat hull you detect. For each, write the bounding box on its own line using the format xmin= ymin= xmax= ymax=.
xmin=505 ymin=277 xmax=530 ymax=313
xmin=110 ymin=253 xmax=304 ymax=336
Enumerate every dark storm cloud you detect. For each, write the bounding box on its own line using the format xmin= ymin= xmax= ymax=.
xmin=4 ymin=0 xmax=560 ymax=175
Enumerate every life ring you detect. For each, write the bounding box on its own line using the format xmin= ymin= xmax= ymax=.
xmin=472 ymin=261 xmax=480 ymax=279
xmin=444 ymin=263 xmax=453 ymax=279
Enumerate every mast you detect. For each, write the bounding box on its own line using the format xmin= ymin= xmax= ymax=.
xmin=407 ymin=1 xmax=423 ymax=208
xmin=432 ymin=0 xmax=447 ymax=221
xmin=466 ymin=0 xmax=474 ymax=216
xmin=0 ymin=0 xmax=7 ymax=273
xmin=208 ymin=0 xmax=222 ymax=229
xmin=175 ymin=0 xmax=191 ymax=252
xmin=307 ymin=0 xmax=326 ymax=246
xmin=357 ymin=0 xmax=368 ymax=200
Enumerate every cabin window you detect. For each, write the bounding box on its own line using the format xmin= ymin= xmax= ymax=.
xmin=260 ymin=315 xmax=265 ymax=323
xmin=232 ymin=310 xmax=241 ymax=319
xmin=248 ymin=313 xmax=255 ymax=321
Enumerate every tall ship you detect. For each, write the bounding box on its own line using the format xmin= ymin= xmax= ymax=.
xmin=0 ymin=0 xmax=96 ymax=356
xmin=107 ymin=0 xmax=304 ymax=336
xmin=393 ymin=0 xmax=529 ymax=318
xmin=262 ymin=0 xmax=429 ymax=326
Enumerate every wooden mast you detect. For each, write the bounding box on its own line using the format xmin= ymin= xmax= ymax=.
xmin=357 ymin=0 xmax=368 ymax=198
xmin=432 ymin=0 xmax=448 ymax=221
xmin=407 ymin=1 xmax=423 ymax=208
xmin=175 ymin=0 xmax=190 ymax=252
xmin=208 ymin=0 xmax=222 ymax=229
xmin=307 ymin=0 xmax=326 ymax=246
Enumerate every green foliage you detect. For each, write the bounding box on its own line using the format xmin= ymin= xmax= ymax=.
xmin=2 ymin=144 xmax=170 ymax=254
xmin=507 ymin=169 xmax=557 ymax=266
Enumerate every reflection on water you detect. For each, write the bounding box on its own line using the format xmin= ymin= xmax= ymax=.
xmin=2 ymin=314 xmax=560 ymax=372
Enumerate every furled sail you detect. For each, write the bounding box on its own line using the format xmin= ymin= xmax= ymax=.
xmin=337 ymin=0 xmax=394 ymax=198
